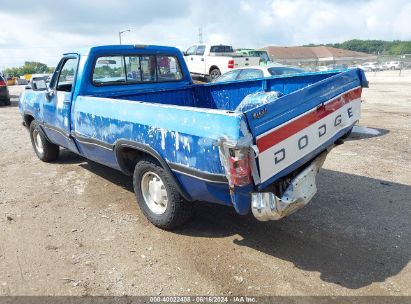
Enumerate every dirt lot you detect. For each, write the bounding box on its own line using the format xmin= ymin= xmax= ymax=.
xmin=0 ymin=70 xmax=410 ymax=296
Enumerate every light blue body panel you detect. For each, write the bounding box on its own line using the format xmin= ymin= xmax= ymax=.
xmin=73 ymin=96 xmax=242 ymax=174
xmin=19 ymin=45 xmax=368 ymax=215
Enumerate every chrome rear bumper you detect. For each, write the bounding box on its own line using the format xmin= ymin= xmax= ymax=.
xmin=251 ymin=152 xmax=328 ymax=221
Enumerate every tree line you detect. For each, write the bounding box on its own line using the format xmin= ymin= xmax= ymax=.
xmin=305 ymin=39 xmax=411 ymax=55
xmin=4 ymin=61 xmax=54 ymax=77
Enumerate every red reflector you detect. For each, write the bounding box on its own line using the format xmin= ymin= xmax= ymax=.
xmin=228 ymin=59 xmax=235 ymax=69
xmin=0 ymin=80 xmax=6 ymax=87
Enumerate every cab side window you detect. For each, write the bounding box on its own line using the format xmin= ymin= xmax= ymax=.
xmin=186 ymin=46 xmax=197 ymax=55
xmin=57 ymin=58 xmax=78 ymax=92
xmin=195 ymin=45 xmax=206 ymax=55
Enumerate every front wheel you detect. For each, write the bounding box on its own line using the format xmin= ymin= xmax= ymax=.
xmin=133 ymin=158 xmax=192 ymax=229
xmin=29 ymin=121 xmax=59 ymax=162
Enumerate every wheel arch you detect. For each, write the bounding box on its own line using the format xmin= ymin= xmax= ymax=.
xmin=209 ymin=65 xmax=220 ymax=74
xmin=114 ymin=140 xmax=192 ymax=202
xmin=23 ymin=113 xmax=35 ymax=128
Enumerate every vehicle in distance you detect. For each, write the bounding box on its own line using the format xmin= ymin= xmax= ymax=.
xmin=327 ymin=64 xmax=348 ymax=70
xmin=384 ymin=61 xmax=402 ymax=70
xmin=317 ymin=66 xmax=329 ymax=72
xmin=214 ymin=65 xmax=305 ymax=82
xmin=0 ymin=75 xmax=11 ymax=106
xmin=235 ymin=49 xmax=273 ymax=65
xmin=183 ymin=44 xmax=260 ymax=81
xmin=360 ymin=62 xmax=381 ymax=72
xmin=19 ymin=44 xmax=368 ymax=229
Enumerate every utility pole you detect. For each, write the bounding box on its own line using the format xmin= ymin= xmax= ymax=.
xmin=198 ymin=27 xmax=203 ymax=44
xmin=119 ymin=29 xmax=131 ymax=45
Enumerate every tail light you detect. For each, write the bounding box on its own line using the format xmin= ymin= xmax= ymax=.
xmin=228 ymin=148 xmax=252 ymax=186
xmin=228 ymin=60 xmax=235 ymax=69
xmin=0 ymin=79 xmax=6 ymax=87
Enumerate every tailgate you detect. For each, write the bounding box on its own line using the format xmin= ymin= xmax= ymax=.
xmin=244 ymin=69 xmax=367 ymax=186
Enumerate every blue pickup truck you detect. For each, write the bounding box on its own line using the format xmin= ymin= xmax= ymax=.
xmin=19 ymin=45 xmax=367 ymax=229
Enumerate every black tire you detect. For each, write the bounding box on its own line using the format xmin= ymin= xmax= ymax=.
xmin=0 ymin=99 xmax=10 ymax=106
xmin=133 ymin=158 xmax=192 ymax=229
xmin=29 ymin=120 xmax=59 ymax=162
xmin=207 ymin=68 xmax=221 ymax=82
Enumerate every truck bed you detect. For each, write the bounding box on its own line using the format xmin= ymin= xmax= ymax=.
xmin=73 ymin=69 xmax=366 ymax=184
xmin=89 ymin=70 xmax=364 ymax=112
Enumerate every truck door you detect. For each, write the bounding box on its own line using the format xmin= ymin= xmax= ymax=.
xmin=41 ymin=55 xmax=79 ymax=152
xmin=192 ymin=45 xmax=206 ymax=74
xmin=184 ymin=45 xmax=197 ymax=74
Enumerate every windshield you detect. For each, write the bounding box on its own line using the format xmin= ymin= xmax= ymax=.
xmin=214 ymin=70 xmax=241 ymax=82
xmin=268 ymin=67 xmax=305 ymax=76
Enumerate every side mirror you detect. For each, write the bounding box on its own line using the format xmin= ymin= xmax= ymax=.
xmin=32 ymin=79 xmax=47 ymax=91
xmin=25 ymin=85 xmax=32 ymax=90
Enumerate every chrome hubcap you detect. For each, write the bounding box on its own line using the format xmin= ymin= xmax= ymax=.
xmin=141 ymin=172 xmax=168 ymax=215
xmin=33 ymin=129 xmax=44 ymax=154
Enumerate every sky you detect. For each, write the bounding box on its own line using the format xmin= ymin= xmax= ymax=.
xmin=1 ymin=0 xmax=411 ymax=69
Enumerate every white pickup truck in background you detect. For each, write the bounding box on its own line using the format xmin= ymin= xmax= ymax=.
xmin=183 ymin=44 xmax=260 ymax=81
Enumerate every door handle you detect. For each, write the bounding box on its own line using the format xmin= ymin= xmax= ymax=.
xmin=45 ymin=89 xmax=55 ymax=102
xmin=201 ymin=58 xmax=204 ymax=61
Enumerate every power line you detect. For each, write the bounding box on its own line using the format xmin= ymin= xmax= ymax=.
xmin=198 ymin=27 xmax=203 ymax=44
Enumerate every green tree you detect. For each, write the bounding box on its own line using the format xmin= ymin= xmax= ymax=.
xmin=20 ymin=61 xmax=50 ymax=74
xmin=303 ymin=39 xmax=411 ymax=55
xmin=4 ymin=61 xmax=52 ymax=77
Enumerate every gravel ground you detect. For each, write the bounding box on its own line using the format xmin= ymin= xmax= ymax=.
xmin=0 ymin=71 xmax=410 ymax=296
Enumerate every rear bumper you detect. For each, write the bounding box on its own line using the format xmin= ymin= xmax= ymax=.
xmin=251 ymin=151 xmax=328 ymax=221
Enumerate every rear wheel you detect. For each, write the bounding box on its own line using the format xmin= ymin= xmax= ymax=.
xmin=29 ymin=121 xmax=59 ymax=162
xmin=133 ymin=158 xmax=192 ymax=229
xmin=207 ymin=68 xmax=221 ymax=82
